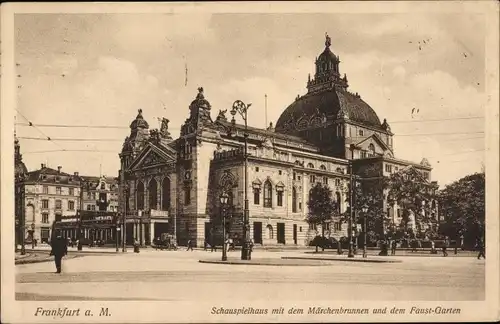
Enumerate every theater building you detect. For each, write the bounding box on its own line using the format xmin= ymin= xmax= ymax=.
xmin=118 ymin=34 xmax=437 ymax=247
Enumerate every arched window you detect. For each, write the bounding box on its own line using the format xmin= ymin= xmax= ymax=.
xmin=267 ymin=224 xmax=274 ymax=239
xmin=307 ymin=163 xmax=315 ymax=169
xmin=336 ymin=192 xmax=341 ymax=214
xmin=336 ymin=167 xmax=343 ymax=174
xmin=263 ymin=180 xmax=272 ymax=208
xmin=148 ymin=179 xmax=158 ymax=210
xmin=161 ymin=177 xmax=171 ymax=211
xmin=136 ymin=181 xmax=145 ymax=210
xmin=320 ymin=165 xmax=327 ymax=171
xmin=368 ymin=144 xmax=375 ymax=156
xmin=292 ymin=187 xmax=298 ymax=213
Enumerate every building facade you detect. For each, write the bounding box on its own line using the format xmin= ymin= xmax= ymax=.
xmin=16 ymin=163 xmax=82 ymax=243
xmin=118 ymin=34 xmax=438 ymax=247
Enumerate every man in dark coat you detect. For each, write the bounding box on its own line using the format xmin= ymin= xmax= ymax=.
xmin=50 ymin=231 xmax=68 ymax=273
xmin=477 ymin=237 xmax=486 ymax=260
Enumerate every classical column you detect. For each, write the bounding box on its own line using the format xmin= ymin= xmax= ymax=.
xmin=150 ymin=221 xmax=154 ymax=244
xmin=141 ymin=223 xmax=145 ymax=246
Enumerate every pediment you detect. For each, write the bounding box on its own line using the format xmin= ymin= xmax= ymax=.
xmin=128 ymin=143 xmax=176 ymax=171
xmin=355 ymin=133 xmax=393 ymax=154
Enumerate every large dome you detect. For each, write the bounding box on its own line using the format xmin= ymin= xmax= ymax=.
xmin=275 ymin=88 xmax=383 ymax=134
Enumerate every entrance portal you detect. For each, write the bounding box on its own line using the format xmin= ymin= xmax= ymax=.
xmin=277 ymin=223 xmax=285 ymax=244
xmin=293 ymin=224 xmax=297 ymax=245
xmin=253 ymin=222 xmax=262 ymax=244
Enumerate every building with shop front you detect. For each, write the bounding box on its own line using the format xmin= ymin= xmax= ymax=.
xmin=15 ymin=162 xmax=82 ymax=244
xmin=118 ymin=34 xmax=438 ymax=247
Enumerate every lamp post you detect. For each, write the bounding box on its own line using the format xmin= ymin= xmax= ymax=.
xmin=122 ymin=183 xmax=129 ymax=252
xmin=348 ymin=144 xmax=355 ymax=258
xmin=115 ymin=216 xmax=120 ymax=252
xmin=362 ymin=204 xmax=369 ymax=258
xmin=220 ymin=192 xmax=229 ymax=261
xmin=230 ymin=100 xmax=252 ymax=261
xmin=20 ymin=178 xmax=26 ymax=255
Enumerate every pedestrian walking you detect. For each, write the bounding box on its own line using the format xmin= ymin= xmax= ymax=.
xmin=391 ymin=240 xmax=397 ymax=255
xmin=442 ymin=237 xmax=449 ymax=257
xmin=186 ymin=239 xmax=194 ymax=251
xmin=49 ymin=231 xmax=68 ymax=274
xmin=477 ymin=238 xmax=486 ymax=259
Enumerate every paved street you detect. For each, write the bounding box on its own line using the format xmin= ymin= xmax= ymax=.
xmin=16 ymin=249 xmax=484 ymax=301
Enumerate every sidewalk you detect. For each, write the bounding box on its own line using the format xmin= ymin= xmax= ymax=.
xmin=15 ymin=252 xmax=80 ymax=265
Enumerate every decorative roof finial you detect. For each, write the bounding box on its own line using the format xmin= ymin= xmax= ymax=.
xmin=196 ymin=87 xmax=205 ymax=100
xmin=325 ymin=32 xmax=331 ymax=48
xmin=138 ymin=109 xmax=143 ymax=117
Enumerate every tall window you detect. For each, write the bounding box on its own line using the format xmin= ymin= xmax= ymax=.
xmin=87 ymin=205 xmax=91 ymax=210
xmin=385 ymin=164 xmax=392 ymax=173
xmin=55 ymin=200 xmax=62 ymax=210
xmin=323 ymin=177 xmax=328 ymax=185
xmin=91 ymin=205 xmax=96 ymax=211
xmin=293 ymin=172 xmax=296 ymax=180
xmin=42 ymin=200 xmax=49 ymax=209
xmin=42 ymin=213 xmax=49 ymax=223
xmin=310 ymin=175 xmax=316 ymax=183
xmin=136 ymin=182 xmax=145 ymax=210
xmin=162 ymin=177 xmax=171 ymax=210
xmin=359 ymin=129 xmax=364 ymax=136
xmin=43 ymin=186 xmax=48 ymax=194
xmin=56 ymin=187 xmax=61 ymax=195
xmin=149 ymin=179 xmax=158 ymax=210
xmin=68 ymin=201 xmax=75 ymax=210
xmin=69 ymin=188 xmax=74 ymax=196
xmin=336 ymin=192 xmax=341 ymax=214
xmin=292 ymin=187 xmax=297 ymax=213
xmin=184 ymin=187 xmax=191 ymax=205
xmin=263 ymin=181 xmax=272 ymax=208
xmin=253 ymin=188 xmax=260 ymax=205
xmin=277 ymin=190 xmax=283 ymax=207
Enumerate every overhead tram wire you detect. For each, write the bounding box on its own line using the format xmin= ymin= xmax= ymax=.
xmin=15 ymin=116 xmax=483 ymax=130
xmin=16 ymin=110 xmax=67 ymax=151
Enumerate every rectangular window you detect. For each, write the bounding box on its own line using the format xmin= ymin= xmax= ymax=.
xmin=277 ymin=191 xmax=283 ymax=207
xmin=309 ymin=175 xmax=316 ymax=183
xmin=361 ymin=151 xmax=367 ymax=158
xmin=91 ymin=205 xmax=96 ymax=211
xmin=323 ymin=177 xmax=328 ymax=185
xmin=334 ymin=222 xmax=342 ymax=231
xmin=293 ymin=172 xmax=296 ymax=180
xmin=68 ymin=201 xmax=75 ymax=211
xmin=42 ymin=213 xmax=49 ymax=224
xmin=397 ymin=209 xmax=402 ymax=218
xmin=69 ymin=188 xmax=74 ymax=196
xmin=87 ymin=192 xmax=92 ymax=199
xmin=43 ymin=186 xmax=48 ymax=194
xmin=255 ymin=167 xmax=259 ymax=172
xmin=278 ymin=170 xmax=282 ymax=175
xmin=335 ymin=179 xmax=341 ymax=187
xmin=297 ymin=175 xmax=301 ymax=181
xmin=299 ymin=202 xmax=302 ymax=210
xmin=254 ymin=189 xmax=260 ymax=205
xmin=185 ymin=187 xmax=191 ymax=205
xmin=42 ymin=200 xmax=49 ymax=209
xmin=87 ymin=205 xmax=91 ymax=210
xmin=359 ymin=129 xmax=364 ymax=136
xmin=56 ymin=187 xmax=61 ymax=195
xmin=55 ymin=200 xmax=62 ymax=209
xmin=385 ymin=164 xmax=392 ymax=173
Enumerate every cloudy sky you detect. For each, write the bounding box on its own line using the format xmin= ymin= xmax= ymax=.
xmin=14 ymin=11 xmax=486 ymax=186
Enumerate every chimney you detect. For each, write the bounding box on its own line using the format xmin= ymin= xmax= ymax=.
xmin=57 ymin=166 xmax=62 ymax=173
xmin=74 ymin=172 xmax=79 ymax=176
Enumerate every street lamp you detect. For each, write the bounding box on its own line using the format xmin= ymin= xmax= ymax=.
xmin=362 ymin=204 xmax=369 ymax=258
xmin=219 ymin=192 xmax=229 ymax=261
xmin=230 ymin=100 xmax=252 ymax=261
xmin=115 ymin=215 xmax=120 ymax=252
xmin=122 ymin=183 xmax=129 ymax=252
xmin=348 ymin=144 xmax=356 ymax=258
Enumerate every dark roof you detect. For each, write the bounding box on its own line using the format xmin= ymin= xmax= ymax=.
xmin=24 ymin=167 xmax=79 ymax=184
xmin=275 ymin=87 xmax=383 ymax=136
xmin=317 ymin=47 xmax=338 ymax=63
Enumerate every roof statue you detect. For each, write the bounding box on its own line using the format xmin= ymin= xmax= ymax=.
xmin=159 ymin=118 xmax=172 ymax=139
xmin=325 ymin=32 xmax=331 ymax=48
xmin=216 ymin=109 xmax=228 ymax=122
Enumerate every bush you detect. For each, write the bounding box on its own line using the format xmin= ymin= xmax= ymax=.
xmin=309 ymin=235 xmax=337 ymax=249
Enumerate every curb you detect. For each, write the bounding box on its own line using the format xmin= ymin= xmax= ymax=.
xmin=198 ymin=259 xmax=331 ymax=266
xmin=15 ymin=255 xmax=81 ymax=265
xmin=282 ymin=256 xmax=402 ymax=263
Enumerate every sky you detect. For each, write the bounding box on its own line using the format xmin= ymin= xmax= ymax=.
xmin=14 ymin=12 xmax=486 ymax=186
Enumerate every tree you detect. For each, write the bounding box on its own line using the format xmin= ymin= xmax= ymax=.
xmin=386 ymin=167 xmax=438 ymax=239
xmin=438 ymin=172 xmax=485 ymax=248
xmin=307 ymin=182 xmax=339 ymax=251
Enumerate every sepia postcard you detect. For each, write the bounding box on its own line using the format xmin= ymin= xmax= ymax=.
xmin=1 ymin=1 xmax=499 ymax=323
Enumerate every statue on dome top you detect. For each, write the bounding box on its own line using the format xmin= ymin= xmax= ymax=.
xmin=325 ymin=32 xmax=331 ymax=48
